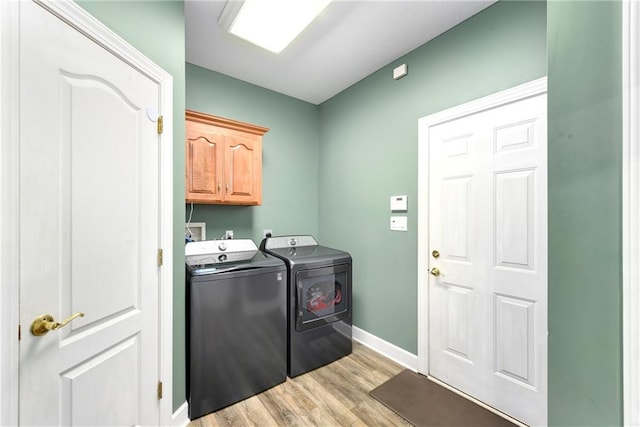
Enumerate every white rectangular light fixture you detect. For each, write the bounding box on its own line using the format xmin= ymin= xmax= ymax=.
xmin=219 ymin=0 xmax=331 ymax=54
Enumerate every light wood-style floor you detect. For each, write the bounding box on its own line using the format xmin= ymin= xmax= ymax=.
xmin=189 ymin=341 xmax=411 ymax=427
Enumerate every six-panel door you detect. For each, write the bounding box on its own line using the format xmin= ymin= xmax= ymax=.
xmin=428 ymin=94 xmax=547 ymax=426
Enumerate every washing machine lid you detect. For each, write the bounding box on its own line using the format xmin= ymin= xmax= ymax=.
xmin=187 ymin=251 xmax=284 ymax=276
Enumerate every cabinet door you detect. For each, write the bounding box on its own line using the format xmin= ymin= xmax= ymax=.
xmin=223 ymin=131 xmax=262 ymax=205
xmin=186 ymin=120 xmax=223 ymax=203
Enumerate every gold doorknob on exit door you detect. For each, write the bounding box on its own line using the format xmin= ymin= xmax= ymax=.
xmin=430 ymin=267 xmax=443 ymax=277
xmin=30 ymin=312 xmax=85 ymax=336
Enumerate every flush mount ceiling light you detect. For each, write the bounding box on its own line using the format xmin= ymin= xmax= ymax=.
xmin=219 ymin=0 xmax=332 ymax=54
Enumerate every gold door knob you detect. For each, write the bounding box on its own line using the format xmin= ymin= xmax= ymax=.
xmin=432 ymin=250 xmax=440 ymax=258
xmin=30 ymin=312 xmax=85 ymax=336
xmin=430 ymin=267 xmax=442 ymax=277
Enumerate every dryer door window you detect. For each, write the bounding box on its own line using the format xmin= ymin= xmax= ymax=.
xmin=295 ymin=263 xmax=350 ymax=331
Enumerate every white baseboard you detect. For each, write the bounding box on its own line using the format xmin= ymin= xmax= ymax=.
xmin=352 ymin=326 xmax=418 ymax=371
xmin=172 ymin=401 xmax=189 ymax=427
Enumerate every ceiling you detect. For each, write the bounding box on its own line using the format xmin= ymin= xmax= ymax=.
xmin=185 ymin=0 xmax=496 ymax=105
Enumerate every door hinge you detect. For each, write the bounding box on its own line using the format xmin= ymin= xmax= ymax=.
xmin=157 ymin=248 xmax=163 ymax=267
xmin=157 ymin=381 xmax=163 ymax=400
xmin=157 ymin=115 xmax=163 ymax=135
xmin=18 ymin=324 xmax=21 ymax=341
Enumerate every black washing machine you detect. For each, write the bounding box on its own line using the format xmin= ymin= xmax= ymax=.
xmin=185 ymin=239 xmax=286 ymax=419
xmin=260 ymin=235 xmax=352 ymax=377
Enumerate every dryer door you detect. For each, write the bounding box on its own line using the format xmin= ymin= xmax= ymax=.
xmin=295 ymin=263 xmax=350 ymax=332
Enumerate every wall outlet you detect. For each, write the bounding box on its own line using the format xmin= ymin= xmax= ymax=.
xmin=263 ymin=229 xmax=273 ymax=238
xmin=225 ymin=230 xmax=234 ymax=239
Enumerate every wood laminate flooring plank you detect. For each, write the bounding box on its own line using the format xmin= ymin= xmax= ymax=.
xmin=188 ymin=342 xmax=410 ymax=427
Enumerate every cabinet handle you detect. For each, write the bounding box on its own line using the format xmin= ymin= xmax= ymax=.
xmin=226 ymin=184 xmax=229 ymax=193
xmin=218 ymin=183 xmax=221 ymax=193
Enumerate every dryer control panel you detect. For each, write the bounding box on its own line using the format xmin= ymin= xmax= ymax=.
xmin=263 ymin=235 xmax=318 ymax=250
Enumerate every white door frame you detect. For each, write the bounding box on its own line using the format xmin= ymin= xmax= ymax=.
xmin=623 ymin=1 xmax=639 ymax=424
xmin=0 ymin=1 xmax=174 ymax=424
xmin=416 ymin=77 xmax=547 ymax=380
xmin=0 ymin=1 xmax=20 ymax=424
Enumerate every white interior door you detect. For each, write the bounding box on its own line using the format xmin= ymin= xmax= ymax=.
xmin=426 ymin=92 xmax=547 ymax=425
xmin=18 ymin=1 xmax=164 ymax=424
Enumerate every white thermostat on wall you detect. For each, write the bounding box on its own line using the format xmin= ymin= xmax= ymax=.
xmin=390 ymin=195 xmax=408 ymax=211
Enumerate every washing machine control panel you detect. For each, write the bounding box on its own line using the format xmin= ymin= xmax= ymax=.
xmin=185 ymin=239 xmax=257 ymax=266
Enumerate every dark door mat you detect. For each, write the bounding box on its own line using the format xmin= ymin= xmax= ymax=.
xmin=369 ymin=370 xmax=518 ymax=427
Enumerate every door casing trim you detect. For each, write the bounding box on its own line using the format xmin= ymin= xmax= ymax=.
xmin=0 ymin=1 xmax=20 ymax=424
xmin=416 ymin=76 xmax=547 ymax=410
xmin=0 ymin=1 xmax=174 ymax=424
xmin=623 ymin=1 xmax=639 ymax=424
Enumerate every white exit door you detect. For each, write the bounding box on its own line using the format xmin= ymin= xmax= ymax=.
xmin=419 ymin=82 xmax=547 ymax=426
xmin=16 ymin=1 xmax=171 ymax=425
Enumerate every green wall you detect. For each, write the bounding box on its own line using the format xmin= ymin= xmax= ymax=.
xmin=73 ymin=0 xmax=187 ymax=412
xmin=547 ymin=1 xmax=623 ymax=425
xmin=185 ymin=64 xmax=320 ymax=244
xmin=318 ymin=1 xmax=546 ymax=354
xmin=73 ymin=0 xmax=626 ymax=423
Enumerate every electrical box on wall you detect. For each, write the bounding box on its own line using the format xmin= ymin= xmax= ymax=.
xmin=393 ymin=64 xmax=408 ymax=80
xmin=390 ymin=195 xmax=408 ymax=211
xmin=185 ymin=222 xmax=206 ymax=241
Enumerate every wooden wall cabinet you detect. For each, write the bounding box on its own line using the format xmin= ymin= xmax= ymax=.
xmin=185 ymin=110 xmax=269 ymax=205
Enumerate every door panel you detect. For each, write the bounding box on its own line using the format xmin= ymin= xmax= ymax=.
xmin=494 ymin=294 xmax=536 ymax=387
xmin=19 ymin=2 xmax=160 ymax=425
xmin=186 ymin=120 xmax=223 ymax=200
xmin=62 ymin=73 xmax=142 ymax=328
xmin=226 ymin=136 xmax=255 ymax=195
xmin=428 ymin=93 xmax=547 ymax=425
xmin=442 ymin=176 xmax=472 ymax=261
xmin=224 ymin=133 xmax=261 ymax=203
xmin=494 ymin=169 xmax=535 ymax=270
xmin=494 ymin=120 xmax=537 ymax=153
xmin=444 ymin=283 xmax=472 ymax=362
xmin=60 ymin=336 xmax=140 ymax=426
